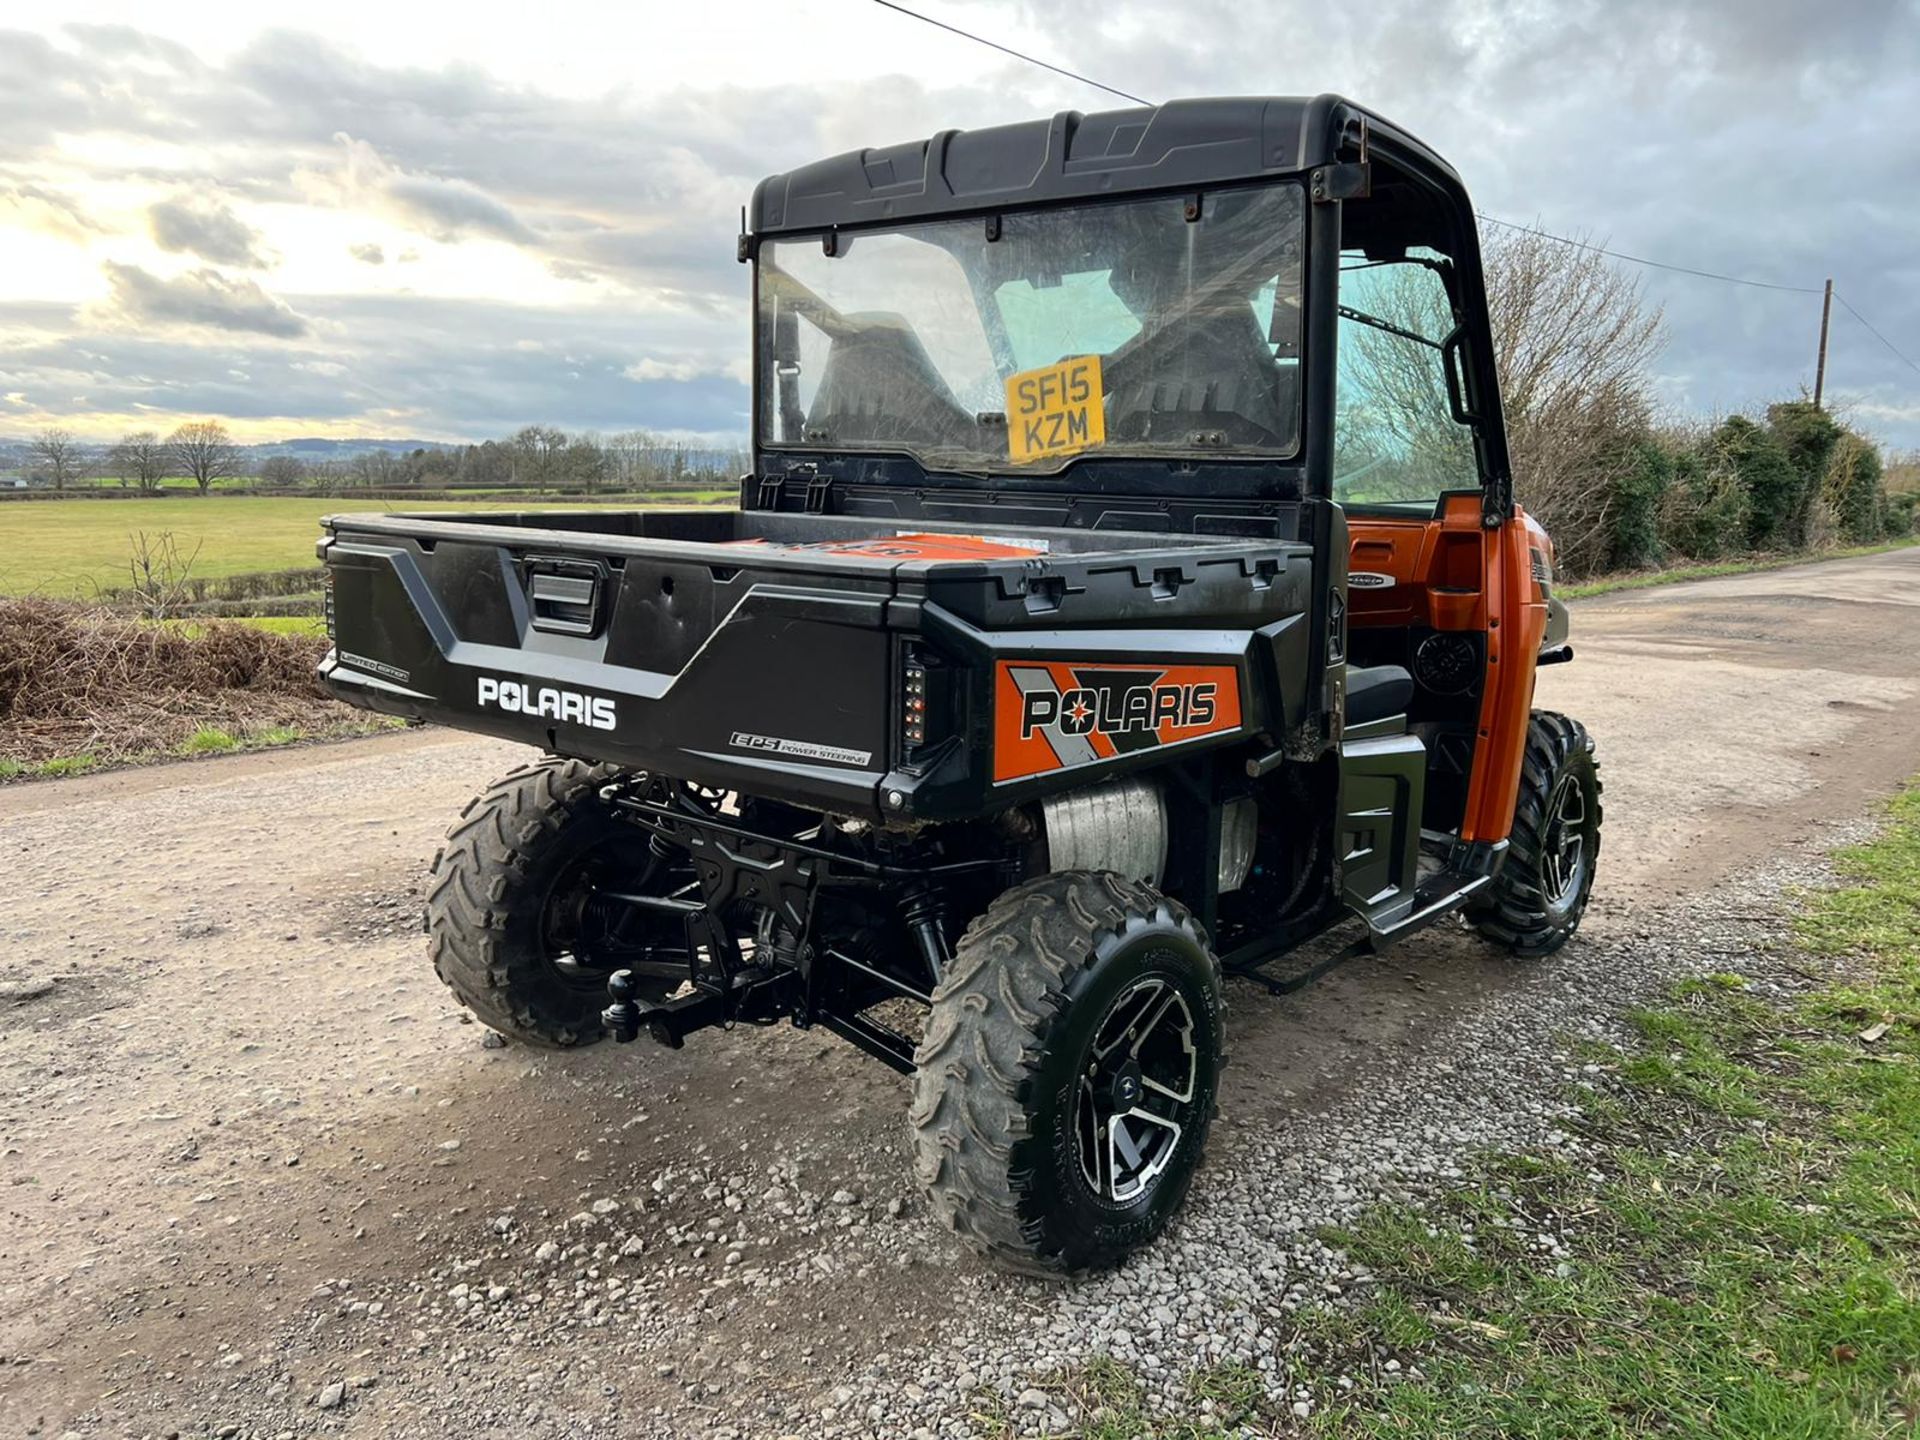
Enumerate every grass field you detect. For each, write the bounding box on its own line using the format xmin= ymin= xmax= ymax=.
xmin=0 ymin=492 xmax=732 ymax=598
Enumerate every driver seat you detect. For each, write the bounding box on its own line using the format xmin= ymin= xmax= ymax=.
xmin=1345 ymin=664 xmax=1414 ymax=727
xmin=806 ymin=316 xmax=974 ymax=447
xmin=1102 ymin=304 xmax=1293 ymax=448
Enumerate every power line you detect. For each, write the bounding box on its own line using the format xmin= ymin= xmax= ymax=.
xmin=1473 ymin=213 xmax=1823 ymax=295
xmin=873 ymin=3 xmax=1820 ymax=298
xmin=871 ymin=0 xmax=1918 ymax=384
xmin=869 ymin=0 xmax=1149 ymax=106
xmin=1833 ymin=291 xmax=1920 ymax=377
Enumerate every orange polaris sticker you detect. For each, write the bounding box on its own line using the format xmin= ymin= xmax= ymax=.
xmin=993 ymin=661 xmax=1243 ymax=783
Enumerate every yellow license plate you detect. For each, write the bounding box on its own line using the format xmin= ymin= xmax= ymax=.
xmin=1005 ymin=355 xmax=1106 ymax=465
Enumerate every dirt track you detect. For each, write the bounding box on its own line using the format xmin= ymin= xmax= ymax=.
xmin=4 ymin=547 xmax=1919 ymax=1437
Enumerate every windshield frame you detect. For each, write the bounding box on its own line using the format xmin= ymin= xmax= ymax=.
xmin=749 ymin=179 xmax=1308 ymax=483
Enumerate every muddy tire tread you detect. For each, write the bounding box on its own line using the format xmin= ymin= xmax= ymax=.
xmin=424 ymin=756 xmax=624 ymax=1048
xmin=908 ymin=870 xmax=1221 ymax=1275
xmin=1466 ymin=710 xmax=1602 ymax=958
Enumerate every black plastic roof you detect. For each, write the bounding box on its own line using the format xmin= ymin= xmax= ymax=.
xmin=748 ymin=94 xmax=1453 ymax=236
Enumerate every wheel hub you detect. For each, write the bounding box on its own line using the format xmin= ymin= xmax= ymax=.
xmin=1541 ymin=775 xmax=1589 ymax=906
xmin=541 ymin=845 xmax=692 ymax=989
xmin=1075 ymin=977 xmax=1198 ymax=1205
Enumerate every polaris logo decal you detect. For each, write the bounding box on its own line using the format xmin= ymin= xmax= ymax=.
xmin=1349 ymin=571 xmax=1396 ymax=589
xmin=477 ymin=675 xmax=617 ymax=731
xmin=993 ymin=661 xmax=1242 ymax=783
xmin=1019 ymin=681 xmax=1216 ymax=740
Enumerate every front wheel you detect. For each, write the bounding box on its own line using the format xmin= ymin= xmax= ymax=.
xmin=1466 ymin=710 xmax=1602 ymax=957
xmin=910 ymin=871 xmax=1225 ymax=1274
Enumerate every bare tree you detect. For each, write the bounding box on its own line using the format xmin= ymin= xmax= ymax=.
xmin=109 ymin=431 xmax=170 ymax=493
xmin=257 ymin=455 xmax=307 ymax=488
xmin=351 ymin=449 xmax=397 ymax=488
xmin=30 ymin=428 xmax=82 ymax=490
xmin=1482 ymin=226 xmax=1666 ymax=572
xmin=510 ymin=424 xmax=567 ymax=492
xmin=166 ymin=420 xmax=240 ymax=494
xmin=563 ymin=435 xmax=609 ymax=493
xmin=123 ymin=530 xmax=204 ymax=619
xmin=306 ymin=457 xmax=352 ymax=490
xmin=1886 ymin=449 xmax=1919 ymax=500
xmin=604 ymin=429 xmax=651 ymax=490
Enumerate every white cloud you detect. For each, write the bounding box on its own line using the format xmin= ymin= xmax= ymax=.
xmin=0 ymin=6 xmax=1916 ymax=445
xmin=624 ymin=357 xmax=715 ymax=383
xmin=307 ymin=134 xmax=541 ymax=247
xmin=147 ymin=195 xmax=272 ymax=268
xmin=0 ymin=180 xmax=104 ymax=241
xmin=95 ymin=261 xmax=308 ymax=337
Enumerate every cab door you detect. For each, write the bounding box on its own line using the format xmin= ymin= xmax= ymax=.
xmin=1330 ymin=235 xmax=1544 ymax=884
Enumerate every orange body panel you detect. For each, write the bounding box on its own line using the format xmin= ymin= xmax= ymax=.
xmin=1347 ymin=499 xmax=1550 ymax=846
xmin=992 ymin=660 xmax=1243 ymax=784
xmin=1347 ymin=493 xmax=1491 ymax=631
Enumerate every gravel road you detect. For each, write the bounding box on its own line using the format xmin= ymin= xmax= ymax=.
xmin=4 ymin=546 xmax=1918 ymax=1438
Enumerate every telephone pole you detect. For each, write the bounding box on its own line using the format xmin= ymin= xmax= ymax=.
xmin=1814 ymin=278 xmax=1834 ymax=409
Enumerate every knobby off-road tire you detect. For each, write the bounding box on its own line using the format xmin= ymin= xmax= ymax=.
xmin=425 ymin=756 xmax=641 ymax=1048
xmin=910 ymin=871 xmax=1225 ymax=1274
xmin=1466 ymin=710 xmax=1602 ymax=958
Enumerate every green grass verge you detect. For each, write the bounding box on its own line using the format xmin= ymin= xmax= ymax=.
xmin=0 ymin=754 xmax=100 ymax=780
xmin=1016 ymin=784 xmax=1920 ymax=1438
xmin=1291 ymin=781 xmax=1920 ymax=1438
xmin=232 ymin=615 xmax=327 ymax=637
xmin=181 ymin=726 xmax=240 ymax=754
xmin=0 ymin=716 xmax=408 ymax=782
xmin=154 ymin=615 xmax=327 ymax=639
xmin=0 ymin=492 xmax=733 ymax=599
xmin=1561 ymin=535 xmax=1920 ymax=599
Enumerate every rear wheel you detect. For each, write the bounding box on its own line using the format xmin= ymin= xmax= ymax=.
xmin=910 ymin=871 xmax=1225 ymax=1274
xmin=1466 ymin=710 xmax=1602 ymax=957
xmin=425 ymin=757 xmax=688 ymax=1047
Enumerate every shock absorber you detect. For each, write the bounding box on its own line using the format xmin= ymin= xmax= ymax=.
xmin=896 ymin=883 xmax=952 ymax=989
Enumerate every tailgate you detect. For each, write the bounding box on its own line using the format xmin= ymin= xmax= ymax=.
xmin=318 ymin=512 xmax=900 ymax=815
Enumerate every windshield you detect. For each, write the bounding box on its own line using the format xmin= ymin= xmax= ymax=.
xmin=757 ymin=183 xmax=1304 ymax=474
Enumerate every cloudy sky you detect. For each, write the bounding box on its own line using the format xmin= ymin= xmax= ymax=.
xmin=4 ymin=0 xmax=1918 ymax=448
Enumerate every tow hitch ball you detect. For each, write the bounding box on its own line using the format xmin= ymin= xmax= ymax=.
xmin=601 ymin=969 xmax=681 ymax=1049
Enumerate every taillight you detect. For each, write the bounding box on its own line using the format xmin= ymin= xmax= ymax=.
xmin=903 ymin=653 xmax=929 ymax=751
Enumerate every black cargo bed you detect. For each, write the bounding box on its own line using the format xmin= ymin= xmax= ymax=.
xmin=318 ymin=506 xmax=1313 ymax=819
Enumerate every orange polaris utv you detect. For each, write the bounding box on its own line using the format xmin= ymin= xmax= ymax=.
xmin=318 ymin=94 xmax=1601 ymax=1273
